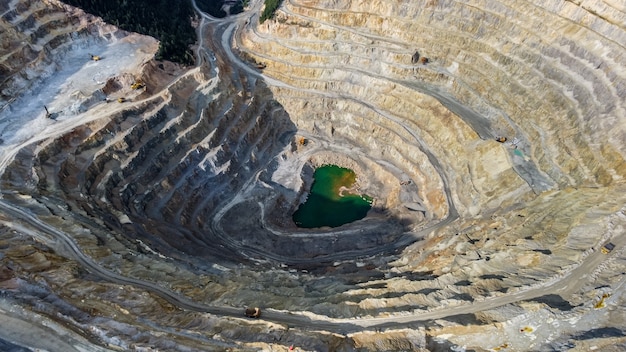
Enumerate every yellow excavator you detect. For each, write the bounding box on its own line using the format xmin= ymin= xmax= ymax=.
xmin=90 ymin=53 xmax=101 ymax=61
xmin=131 ymin=81 xmax=145 ymax=90
xmin=594 ymin=293 xmax=611 ymax=309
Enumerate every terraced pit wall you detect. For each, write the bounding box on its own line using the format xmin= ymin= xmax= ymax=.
xmin=1 ymin=0 xmax=626 ymax=350
xmin=240 ymin=0 xmax=626 ymax=216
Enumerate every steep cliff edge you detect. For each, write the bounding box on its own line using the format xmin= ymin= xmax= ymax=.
xmin=0 ymin=0 xmax=625 ymax=350
xmin=241 ymin=0 xmax=626 ymax=209
xmin=235 ymin=0 xmax=626 ymax=349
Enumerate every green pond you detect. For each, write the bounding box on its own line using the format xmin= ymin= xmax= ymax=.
xmin=293 ymin=165 xmax=373 ymax=228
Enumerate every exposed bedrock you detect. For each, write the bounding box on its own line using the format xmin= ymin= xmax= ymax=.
xmin=232 ymin=0 xmax=626 ymax=346
xmin=241 ymin=0 xmax=626 ymax=209
xmin=1 ymin=0 xmax=626 ymax=350
xmin=4 ymin=57 xmax=300 ymax=261
xmin=1 ymin=0 xmax=437 ymax=265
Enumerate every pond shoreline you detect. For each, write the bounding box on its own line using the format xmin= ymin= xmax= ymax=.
xmin=293 ymin=165 xmax=372 ymax=228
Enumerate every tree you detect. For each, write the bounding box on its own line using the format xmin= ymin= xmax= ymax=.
xmin=260 ymin=0 xmax=283 ymax=23
xmin=61 ymin=0 xmax=196 ymax=65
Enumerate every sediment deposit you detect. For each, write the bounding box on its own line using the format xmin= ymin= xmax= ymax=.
xmin=0 ymin=0 xmax=625 ymax=351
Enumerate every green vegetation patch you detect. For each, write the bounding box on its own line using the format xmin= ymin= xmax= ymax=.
xmin=62 ymin=0 xmax=196 ymax=65
xmin=260 ymin=0 xmax=283 ymax=23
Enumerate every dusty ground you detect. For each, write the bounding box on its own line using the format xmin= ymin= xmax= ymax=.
xmin=0 ymin=0 xmax=625 ymax=351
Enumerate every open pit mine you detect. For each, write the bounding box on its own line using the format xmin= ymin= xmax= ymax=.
xmin=0 ymin=0 xmax=625 ymax=350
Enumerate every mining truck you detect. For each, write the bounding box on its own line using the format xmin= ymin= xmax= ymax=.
xmin=601 ymin=242 xmax=615 ymax=254
xmin=244 ymin=307 xmax=261 ymax=318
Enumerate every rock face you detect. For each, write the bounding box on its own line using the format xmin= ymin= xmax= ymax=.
xmin=0 ymin=0 xmax=625 ymax=351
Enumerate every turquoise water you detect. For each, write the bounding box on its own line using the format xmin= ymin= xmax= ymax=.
xmin=293 ymin=165 xmax=373 ymax=228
